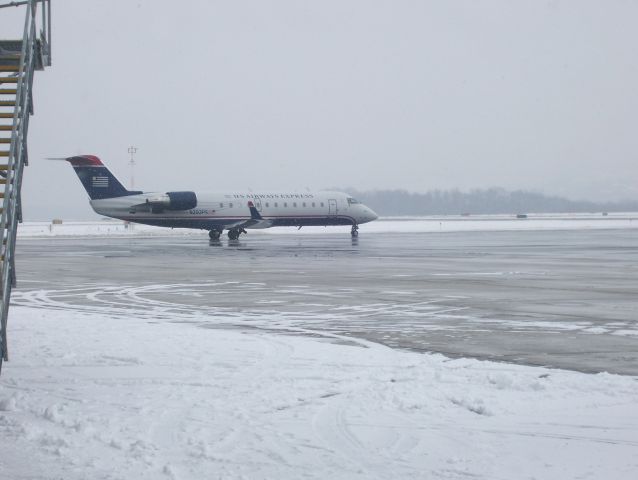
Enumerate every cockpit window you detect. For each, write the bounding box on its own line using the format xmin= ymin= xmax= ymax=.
xmin=347 ymin=197 xmax=360 ymax=205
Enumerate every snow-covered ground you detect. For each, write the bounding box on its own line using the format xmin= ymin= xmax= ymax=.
xmin=1 ymin=305 xmax=637 ymax=479
xmin=17 ymin=212 xmax=638 ymax=237
xmin=3 ymin=215 xmax=638 ymax=478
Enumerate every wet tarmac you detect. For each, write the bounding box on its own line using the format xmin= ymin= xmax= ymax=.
xmin=13 ymin=229 xmax=638 ymax=375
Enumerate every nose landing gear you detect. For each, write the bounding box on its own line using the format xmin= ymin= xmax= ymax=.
xmin=351 ymin=224 xmax=359 ymax=238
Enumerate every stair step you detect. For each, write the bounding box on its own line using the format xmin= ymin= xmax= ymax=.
xmin=0 ymin=126 xmax=14 ymax=131
xmin=0 ymin=178 xmax=6 ymax=184
xmin=0 ymin=165 xmax=8 ymax=170
xmin=0 ymin=152 xmax=8 ymax=157
xmin=0 ymin=101 xmax=15 ymax=107
xmin=0 ymin=60 xmax=20 ymax=70
xmin=0 ymin=78 xmax=18 ymax=84
xmin=0 ymin=138 xmax=9 ymax=143
xmin=0 ymin=113 xmax=14 ymax=118
xmin=0 ymin=66 xmax=19 ymax=72
xmin=0 ymin=89 xmax=17 ymax=95
xmin=0 ymin=40 xmax=23 ymax=52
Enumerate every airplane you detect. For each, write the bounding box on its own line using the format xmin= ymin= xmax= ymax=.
xmin=61 ymin=155 xmax=378 ymax=240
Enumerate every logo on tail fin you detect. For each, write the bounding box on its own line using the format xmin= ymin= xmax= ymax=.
xmin=91 ymin=176 xmax=109 ymax=188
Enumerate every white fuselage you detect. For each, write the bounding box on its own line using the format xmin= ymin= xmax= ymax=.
xmin=90 ymin=190 xmax=378 ymax=231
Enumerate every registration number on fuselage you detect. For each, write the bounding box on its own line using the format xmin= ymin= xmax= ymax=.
xmin=189 ymin=209 xmax=209 ymax=215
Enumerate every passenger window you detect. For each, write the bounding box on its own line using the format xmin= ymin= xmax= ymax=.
xmin=293 ymin=202 xmax=297 ymax=207
xmin=229 ymin=203 xmax=233 ymax=208
xmin=284 ymin=202 xmax=287 ymax=207
xmin=219 ymin=203 xmax=224 ymax=208
xmin=321 ymin=202 xmax=324 ymax=207
xmin=265 ymin=202 xmax=269 ymax=207
xmin=302 ymin=202 xmax=306 ymax=207
xmin=312 ymin=202 xmax=315 ymax=207
xmin=274 ymin=202 xmax=278 ymax=207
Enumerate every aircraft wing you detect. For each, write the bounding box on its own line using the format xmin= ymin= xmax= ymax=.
xmin=230 ymin=201 xmax=273 ymax=229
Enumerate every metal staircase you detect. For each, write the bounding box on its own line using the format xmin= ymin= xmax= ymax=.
xmin=0 ymin=0 xmax=51 ymax=373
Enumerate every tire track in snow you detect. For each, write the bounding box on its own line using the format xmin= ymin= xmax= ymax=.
xmin=312 ymin=390 xmax=423 ymax=479
xmin=11 ymin=282 xmax=471 ymax=355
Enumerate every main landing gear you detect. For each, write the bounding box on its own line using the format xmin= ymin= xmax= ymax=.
xmin=208 ymin=229 xmax=222 ymax=240
xmin=351 ymin=224 xmax=359 ymax=238
xmin=208 ymin=228 xmax=248 ymax=241
xmin=227 ymin=228 xmax=247 ymax=241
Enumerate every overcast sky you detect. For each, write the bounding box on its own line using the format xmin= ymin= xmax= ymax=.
xmin=2 ymin=0 xmax=637 ymax=219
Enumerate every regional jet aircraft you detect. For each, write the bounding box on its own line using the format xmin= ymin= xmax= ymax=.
xmin=63 ymin=155 xmax=378 ymax=240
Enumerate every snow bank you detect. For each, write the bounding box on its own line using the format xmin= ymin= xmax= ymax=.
xmin=16 ymin=213 xmax=638 ymax=238
xmin=18 ymin=221 xmax=199 ymax=238
xmin=1 ymin=306 xmax=636 ymax=479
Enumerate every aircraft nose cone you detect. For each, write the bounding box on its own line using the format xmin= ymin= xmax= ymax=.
xmin=364 ymin=207 xmax=378 ymax=222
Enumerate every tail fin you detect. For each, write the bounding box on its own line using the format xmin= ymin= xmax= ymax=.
xmin=65 ymin=155 xmax=142 ymax=199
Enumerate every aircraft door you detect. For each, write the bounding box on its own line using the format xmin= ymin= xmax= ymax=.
xmin=253 ymin=198 xmax=262 ymax=211
xmin=328 ymin=199 xmax=337 ymax=215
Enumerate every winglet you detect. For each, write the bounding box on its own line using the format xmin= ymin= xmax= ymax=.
xmin=247 ymin=201 xmax=263 ymax=220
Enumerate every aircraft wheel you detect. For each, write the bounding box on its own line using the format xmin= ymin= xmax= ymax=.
xmin=351 ymin=224 xmax=359 ymax=237
xmin=228 ymin=229 xmax=240 ymax=240
xmin=209 ymin=229 xmax=222 ymax=240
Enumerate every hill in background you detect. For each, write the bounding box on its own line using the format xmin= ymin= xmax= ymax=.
xmin=343 ymin=188 xmax=638 ymax=216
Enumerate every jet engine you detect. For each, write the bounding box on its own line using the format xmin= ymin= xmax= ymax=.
xmin=145 ymin=191 xmax=198 ymax=212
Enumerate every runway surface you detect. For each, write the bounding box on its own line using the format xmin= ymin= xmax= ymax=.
xmin=12 ymin=228 xmax=638 ymax=375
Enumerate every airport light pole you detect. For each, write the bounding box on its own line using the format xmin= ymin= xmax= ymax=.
xmin=128 ymin=146 xmax=137 ymax=190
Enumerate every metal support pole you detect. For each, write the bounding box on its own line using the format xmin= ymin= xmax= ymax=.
xmin=128 ymin=146 xmax=137 ymax=190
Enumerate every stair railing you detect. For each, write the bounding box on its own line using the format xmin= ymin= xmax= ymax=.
xmin=0 ymin=0 xmax=51 ymax=370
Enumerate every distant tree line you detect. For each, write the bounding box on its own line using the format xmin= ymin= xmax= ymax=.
xmin=342 ymin=188 xmax=638 ymax=216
